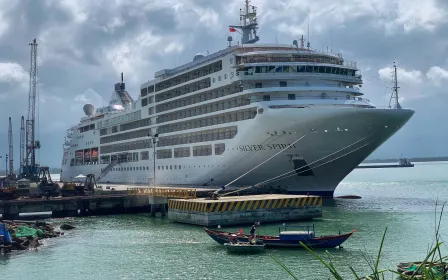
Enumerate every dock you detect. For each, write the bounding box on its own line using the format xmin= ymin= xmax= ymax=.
xmin=0 ymin=187 xmax=213 ymax=220
xmin=168 ymin=194 xmax=323 ymax=226
xmin=1 ymin=187 xmax=323 ymax=226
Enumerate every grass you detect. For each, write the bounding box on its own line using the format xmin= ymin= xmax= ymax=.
xmin=272 ymin=202 xmax=447 ymax=279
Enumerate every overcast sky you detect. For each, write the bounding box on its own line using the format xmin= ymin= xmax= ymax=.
xmin=0 ymin=0 xmax=447 ymax=169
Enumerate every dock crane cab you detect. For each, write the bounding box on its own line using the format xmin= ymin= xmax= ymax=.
xmin=61 ymin=174 xmax=97 ymax=197
xmin=37 ymin=166 xmax=60 ymax=197
xmin=83 ymin=174 xmax=97 ymax=195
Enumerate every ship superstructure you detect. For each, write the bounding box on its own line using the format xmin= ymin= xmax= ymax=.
xmin=61 ymin=0 xmax=414 ymax=196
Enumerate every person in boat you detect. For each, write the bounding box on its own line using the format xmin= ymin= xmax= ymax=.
xmin=250 ymin=223 xmax=257 ymax=239
xmin=229 ymin=234 xmax=238 ymax=244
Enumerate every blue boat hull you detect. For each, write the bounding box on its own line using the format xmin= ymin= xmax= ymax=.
xmin=204 ymin=228 xmax=354 ymax=249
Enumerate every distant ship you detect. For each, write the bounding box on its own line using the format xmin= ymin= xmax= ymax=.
xmin=60 ymin=0 xmax=414 ymax=197
xmin=398 ymin=158 xmax=414 ymax=167
xmin=357 ymin=158 xmax=414 ymax=169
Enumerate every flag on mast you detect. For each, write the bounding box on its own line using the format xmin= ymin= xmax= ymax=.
xmin=229 ymin=27 xmax=237 ymax=32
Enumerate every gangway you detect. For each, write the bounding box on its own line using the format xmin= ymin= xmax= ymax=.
xmin=96 ymin=152 xmax=128 ymax=182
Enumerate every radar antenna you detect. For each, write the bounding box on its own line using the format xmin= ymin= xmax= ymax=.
xmin=229 ymin=0 xmax=259 ymax=44
xmin=389 ymin=62 xmax=402 ymax=109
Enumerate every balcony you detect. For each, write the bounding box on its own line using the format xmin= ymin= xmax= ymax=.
xmin=237 ymin=71 xmax=363 ymax=84
xmin=249 ymin=95 xmax=372 ymax=104
xmin=238 ymin=55 xmax=357 ymax=68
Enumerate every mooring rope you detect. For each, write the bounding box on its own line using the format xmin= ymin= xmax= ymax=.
xmin=257 ymin=133 xmax=374 ymax=186
xmin=218 ymin=133 xmax=375 ymax=198
xmin=223 ymin=132 xmax=309 ymax=188
xmin=259 ymin=140 xmax=374 ymax=185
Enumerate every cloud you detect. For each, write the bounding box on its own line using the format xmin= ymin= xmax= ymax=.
xmin=0 ymin=62 xmax=28 ymax=86
xmin=426 ymin=66 xmax=448 ymax=86
xmin=73 ymin=88 xmax=105 ymax=109
xmin=378 ymin=66 xmax=424 ymax=85
xmin=256 ymin=0 xmax=447 ymax=39
xmin=377 ymin=65 xmax=448 ymax=101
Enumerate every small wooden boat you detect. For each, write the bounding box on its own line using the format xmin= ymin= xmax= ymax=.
xmin=224 ymin=242 xmax=265 ymax=254
xmin=204 ymin=224 xmax=355 ymax=249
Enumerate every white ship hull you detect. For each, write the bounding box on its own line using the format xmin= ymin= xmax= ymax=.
xmin=61 ymin=104 xmax=414 ymax=197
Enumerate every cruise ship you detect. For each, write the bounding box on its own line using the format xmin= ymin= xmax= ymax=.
xmin=60 ymin=0 xmax=414 ymax=197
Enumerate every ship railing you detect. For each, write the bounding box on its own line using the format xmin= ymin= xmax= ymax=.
xmin=237 ymin=56 xmax=357 ymax=68
xmin=127 ymin=187 xmax=197 ymax=199
xmin=237 ymin=71 xmax=362 ymax=80
xmin=249 ymin=95 xmax=371 ymax=103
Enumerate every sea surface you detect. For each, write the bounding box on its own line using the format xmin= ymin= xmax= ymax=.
xmin=1 ymin=162 xmax=448 ymax=279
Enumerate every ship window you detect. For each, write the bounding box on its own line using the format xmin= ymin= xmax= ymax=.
xmin=288 ymin=94 xmax=296 ymax=100
xmin=174 ymin=147 xmax=190 ymax=158
xmin=178 ymin=165 xmax=181 ymax=169
xmin=141 ymin=151 xmax=149 ymax=160
xmin=215 ymin=143 xmax=225 ymax=155
xmin=156 ymin=149 xmax=172 ymax=159
xmin=263 ymin=95 xmax=270 ymax=101
xmin=158 ymin=166 xmax=160 ymax=170
xmin=218 ymin=76 xmax=221 ymax=81
xmin=280 ymin=81 xmax=287 ymax=87
xmin=255 ymin=82 xmax=262 ymax=88
xmin=212 ymin=78 xmax=215 ymax=83
xmin=193 ymin=144 xmax=212 ymax=156
xmin=141 ymin=87 xmax=148 ymax=97
xmin=224 ymin=74 xmax=227 ymax=79
xmin=142 ymin=98 xmax=148 ymax=107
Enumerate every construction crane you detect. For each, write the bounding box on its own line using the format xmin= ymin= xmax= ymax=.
xmin=8 ymin=117 xmax=13 ymax=177
xmin=22 ymin=38 xmax=41 ymax=180
xmin=20 ymin=116 xmax=25 ymax=172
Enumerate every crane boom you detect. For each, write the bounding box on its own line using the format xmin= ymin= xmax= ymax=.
xmin=8 ymin=117 xmax=13 ymax=176
xmin=25 ymin=39 xmax=40 ymax=168
xmin=20 ymin=116 xmax=25 ymax=170
xmin=23 ymin=38 xmax=40 ymax=180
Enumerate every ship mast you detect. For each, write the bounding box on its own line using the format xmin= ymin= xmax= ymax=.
xmin=389 ymin=62 xmax=402 ymax=109
xmin=229 ymin=0 xmax=259 ymax=44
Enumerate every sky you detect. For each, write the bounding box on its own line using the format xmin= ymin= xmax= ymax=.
xmin=0 ymin=0 xmax=447 ymax=169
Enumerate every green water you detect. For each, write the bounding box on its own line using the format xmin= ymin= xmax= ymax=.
xmin=2 ymin=162 xmax=448 ymax=279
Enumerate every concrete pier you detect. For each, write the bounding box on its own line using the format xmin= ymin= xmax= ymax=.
xmin=168 ymin=194 xmax=322 ymax=226
xmin=0 ymin=195 xmax=151 ymax=219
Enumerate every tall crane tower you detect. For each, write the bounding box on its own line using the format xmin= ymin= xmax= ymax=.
xmin=20 ymin=116 xmax=25 ymax=172
xmin=8 ymin=117 xmax=13 ymax=176
xmin=23 ymin=38 xmax=41 ymax=180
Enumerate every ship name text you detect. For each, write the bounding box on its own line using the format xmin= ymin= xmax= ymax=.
xmin=237 ymin=144 xmax=297 ymax=152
